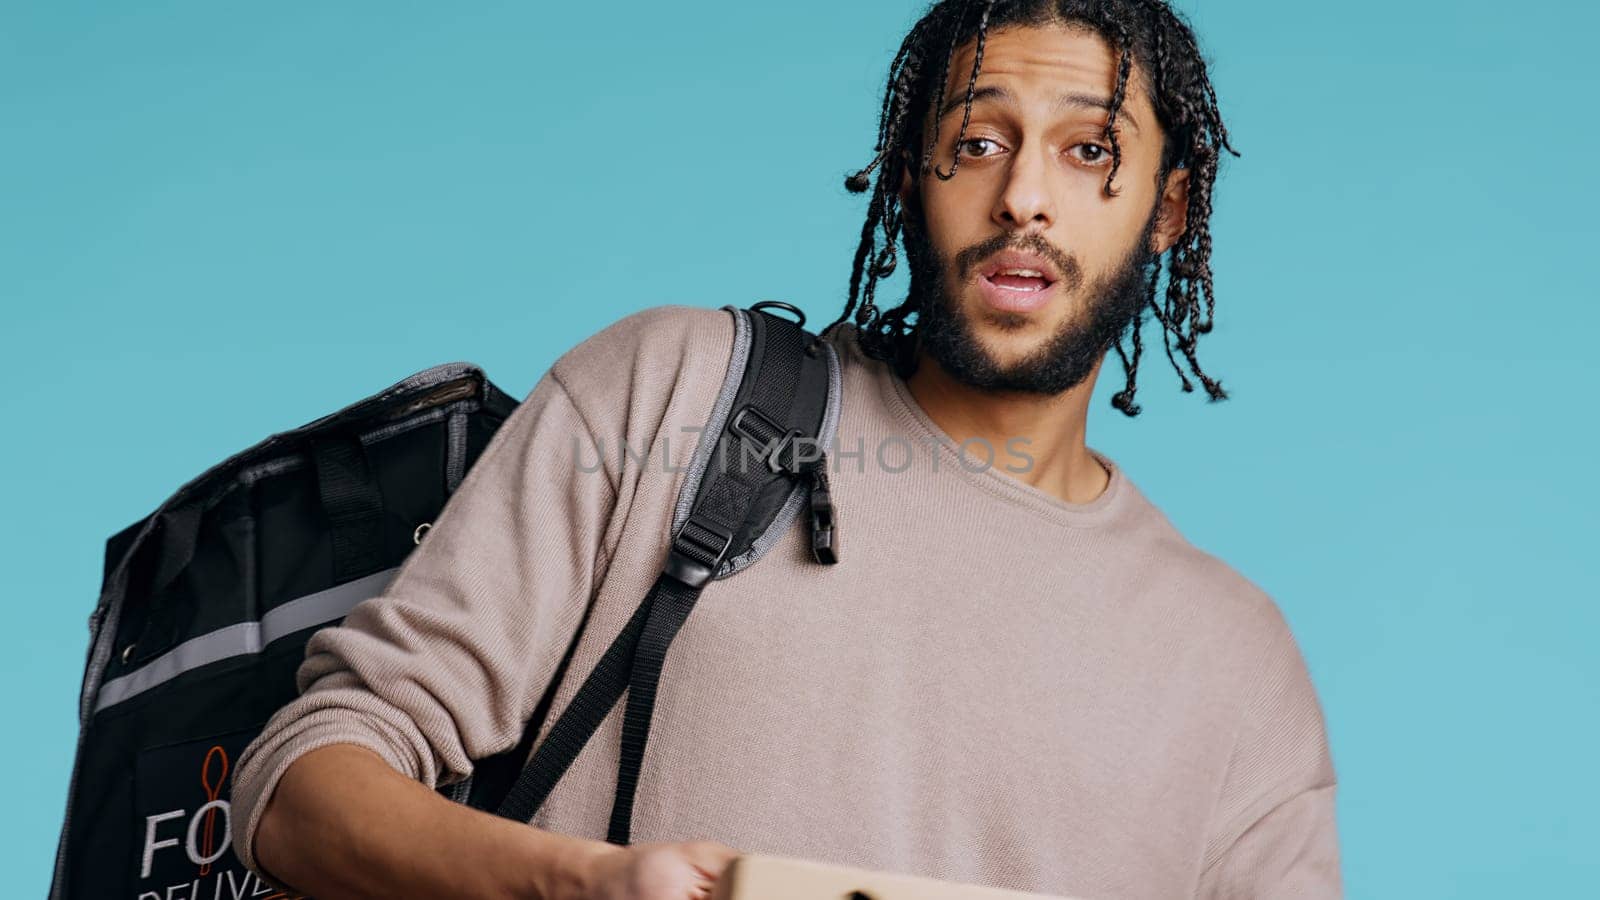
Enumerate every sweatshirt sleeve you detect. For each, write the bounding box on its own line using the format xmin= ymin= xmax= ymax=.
xmin=227 ymin=365 xmax=620 ymax=878
xmin=1196 ymin=615 xmax=1343 ymax=899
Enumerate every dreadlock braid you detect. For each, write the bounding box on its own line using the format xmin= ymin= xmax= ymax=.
xmin=829 ymin=0 xmax=1241 ymax=416
xmin=928 ymin=1 xmax=998 ymax=182
xmin=1071 ymin=4 xmax=1134 ymax=199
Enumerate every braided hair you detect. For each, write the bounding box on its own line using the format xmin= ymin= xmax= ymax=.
xmin=827 ymin=0 xmax=1239 ymax=416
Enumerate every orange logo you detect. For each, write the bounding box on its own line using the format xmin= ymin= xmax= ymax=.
xmin=197 ymin=745 xmax=228 ymax=877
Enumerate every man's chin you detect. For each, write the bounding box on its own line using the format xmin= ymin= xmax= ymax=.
xmin=924 ymin=319 xmax=1057 ymax=389
xmin=972 ymin=306 xmax=1035 ymax=334
xmin=913 ymin=294 xmax=1110 ymax=396
xmin=961 ymin=300 xmax=1072 ymax=354
xmin=966 ymin=334 xmax=1054 ymax=375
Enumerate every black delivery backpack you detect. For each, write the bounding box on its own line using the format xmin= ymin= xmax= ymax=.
xmin=49 ymin=302 xmax=841 ymax=900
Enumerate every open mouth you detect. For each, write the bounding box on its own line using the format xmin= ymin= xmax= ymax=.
xmin=976 ymin=255 xmax=1061 ymax=314
xmin=982 ymin=268 xmax=1056 ymax=293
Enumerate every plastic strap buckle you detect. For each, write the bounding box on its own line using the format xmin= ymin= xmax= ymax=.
xmin=809 ymin=478 xmax=838 ymax=565
xmin=663 ymin=516 xmax=735 ymax=590
xmin=731 ymin=406 xmax=810 ymax=476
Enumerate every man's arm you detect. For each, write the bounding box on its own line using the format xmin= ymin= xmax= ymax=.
xmin=253 ymin=743 xmax=612 ymax=899
xmin=254 ymin=744 xmax=739 ymax=900
xmin=1197 ymin=615 xmax=1342 ymax=898
xmin=229 ymin=306 xmax=737 ymax=897
xmin=229 ymin=360 xmax=620 ymax=895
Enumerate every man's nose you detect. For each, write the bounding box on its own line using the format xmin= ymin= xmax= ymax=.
xmin=992 ymin=143 xmax=1055 ymax=229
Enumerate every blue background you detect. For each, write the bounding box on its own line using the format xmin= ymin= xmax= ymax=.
xmin=5 ymin=1 xmax=1596 ymax=896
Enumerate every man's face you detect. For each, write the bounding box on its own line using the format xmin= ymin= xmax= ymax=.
xmin=899 ymin=22 xmax=1189 ymax=395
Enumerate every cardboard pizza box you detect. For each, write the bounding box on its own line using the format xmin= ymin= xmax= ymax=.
xmin=711 ymin=854 xmax=1077 ymax=900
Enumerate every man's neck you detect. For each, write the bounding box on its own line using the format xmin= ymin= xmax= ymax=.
xmin=902 ymin=349 xmax=1111 ymax=506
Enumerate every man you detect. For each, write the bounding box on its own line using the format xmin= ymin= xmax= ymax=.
xmin=232 ymin=2 xmax=1339 ymax=898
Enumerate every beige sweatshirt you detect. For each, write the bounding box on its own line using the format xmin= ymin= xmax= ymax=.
xmin=230 ymin=305 xmax=1340 ymax=899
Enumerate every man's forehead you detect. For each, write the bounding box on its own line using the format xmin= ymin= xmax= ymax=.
xmin=937 ymin=22 xmax=1153 ymax=129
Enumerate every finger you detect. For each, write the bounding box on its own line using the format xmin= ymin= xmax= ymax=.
xmin=685 ymin=842 xmax=740 ymax=878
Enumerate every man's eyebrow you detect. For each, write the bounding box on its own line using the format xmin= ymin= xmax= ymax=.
xmin=939 ymin=84 xmax=1140 ymax=133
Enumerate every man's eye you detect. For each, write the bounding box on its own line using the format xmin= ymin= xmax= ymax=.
xmin=1071 ymin=143 xmax=1112 ymax=165
xmin=956 ymin=137 xmax=1001 ymax=158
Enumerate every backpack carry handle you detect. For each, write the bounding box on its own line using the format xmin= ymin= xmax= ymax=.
xmin=120 ymin=504 xmax=204 ymax=667
xmin=749 ymin=299 xmax=805 ymax=328
xmin=309 ymin=433 xmax=389 ymax=583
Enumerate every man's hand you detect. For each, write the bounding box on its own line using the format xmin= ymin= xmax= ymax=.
xmin=577 ymin=840 xmax=740 ymax=900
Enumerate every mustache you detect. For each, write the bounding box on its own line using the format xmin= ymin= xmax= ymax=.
xmin=955 ymin=231 xmax=1083 ymax=292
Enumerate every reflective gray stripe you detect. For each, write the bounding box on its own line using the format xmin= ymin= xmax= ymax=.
xmin=92 ymin=566 xmax=400 ymax=714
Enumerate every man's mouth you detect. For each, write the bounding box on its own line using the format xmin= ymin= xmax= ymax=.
xmin=971 ymin=247 xmax=1067 ymax=314
xmin=976 ymin=266 xmax=1059 ymax=314
xmin=983 ymin=267 xmax=1056 ymax=292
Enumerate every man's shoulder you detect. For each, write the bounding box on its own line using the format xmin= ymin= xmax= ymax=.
xmin=530 ymin=304 xmax=739 ymax=492
xmin=545 ymin=304 xmax=736 ymax=428
xmin=1116 ymin=480 xmax=1326 ymax=768
xmin=550 ymin=304 xmax=734 ymax=390
xmin=1117 ymin=476 xmax=1294 ymax=647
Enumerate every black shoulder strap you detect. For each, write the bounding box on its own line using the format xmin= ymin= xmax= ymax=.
xmin=490 ymin=303 xmax=838 ymax=844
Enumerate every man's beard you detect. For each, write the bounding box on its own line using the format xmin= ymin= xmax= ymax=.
xmin=897 ymin=198 xmax=1158 ymax=396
